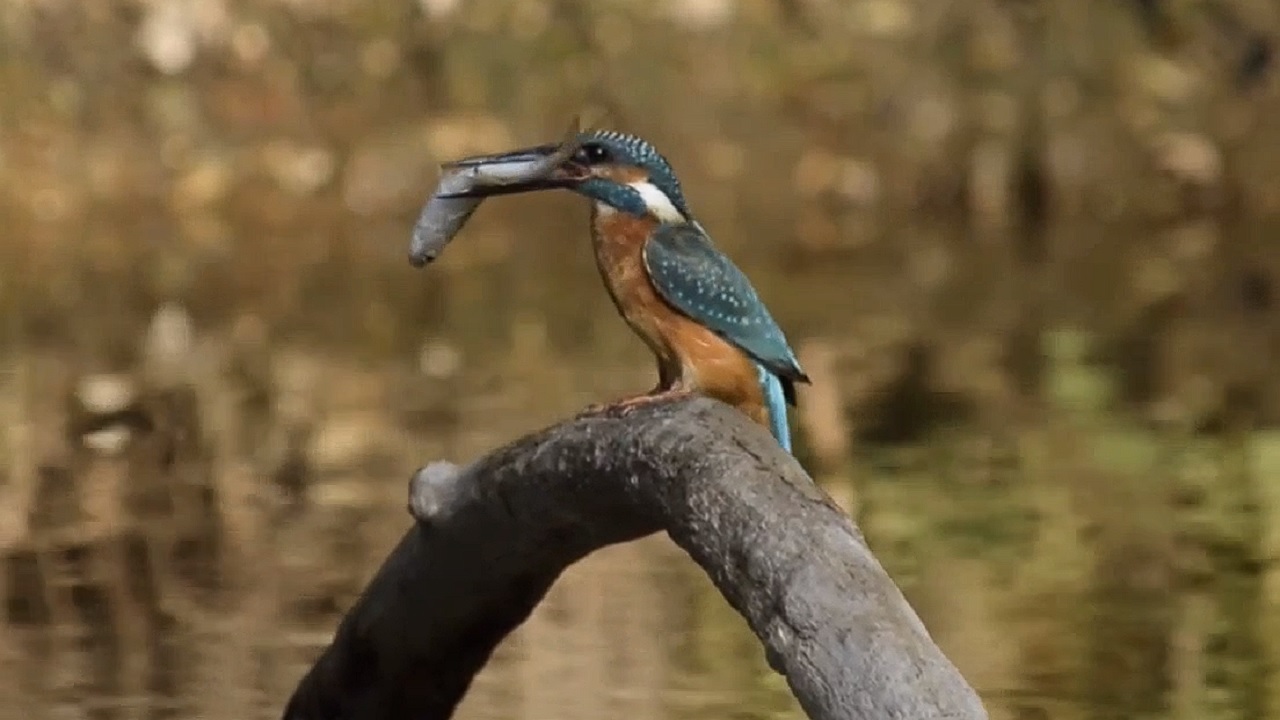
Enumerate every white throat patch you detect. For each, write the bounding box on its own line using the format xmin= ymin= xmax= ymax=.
xmin=628 ymin=181 xmax=685 ymax=223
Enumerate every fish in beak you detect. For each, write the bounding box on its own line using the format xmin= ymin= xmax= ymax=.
xmin=409 ymin=121 xmax=586 ymax=267
xmin=433 ymin=143 xmax=587 ymax=198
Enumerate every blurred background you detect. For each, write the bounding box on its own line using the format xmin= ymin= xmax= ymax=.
xmin=2 ymin=0 xmax=1280 ymax=718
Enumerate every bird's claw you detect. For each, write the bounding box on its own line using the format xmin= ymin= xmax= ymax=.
xmin=575 ymin=399 xmax=645 ymax=419
xmin=575 ymin=390 xmax=684 ymax=420
xmin=576 ymin=402 xmax=612 ymax=419
xmin=615 ymin=389 xmax=692 ymax=413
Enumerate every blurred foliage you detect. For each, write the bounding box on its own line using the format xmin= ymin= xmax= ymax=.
xmin=2 ymin=0 xmax=1280 ymax=353
xmin=3 ymin=2 xmax=1280 ymax=719
xmin=3 ymin=0 xmax=1280 ymax=439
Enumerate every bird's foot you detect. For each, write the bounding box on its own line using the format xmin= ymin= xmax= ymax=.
xmin=576 ymin=402 xmax=611 ymax=418
xmin=609 ymin=386 xmax=691 ymax=415
xmin=577 ymin=388 xmax=693 ymax=419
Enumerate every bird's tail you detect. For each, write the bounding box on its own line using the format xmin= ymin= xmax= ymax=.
xmin=756 ymin=363 xmax=792 ymax=453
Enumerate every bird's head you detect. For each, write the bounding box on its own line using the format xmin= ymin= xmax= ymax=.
xmin=439 ymin=130 xmax=693 ymax=224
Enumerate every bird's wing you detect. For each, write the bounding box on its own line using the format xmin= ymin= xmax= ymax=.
xmin=642 ymin=223 xmax=808 ymax=386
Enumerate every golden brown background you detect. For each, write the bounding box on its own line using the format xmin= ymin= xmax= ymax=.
xmin=3 ymin=0 xmax=1280 ymax=718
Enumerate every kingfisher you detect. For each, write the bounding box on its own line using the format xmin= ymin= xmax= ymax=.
xmin=438 ymin=130 xmax=810 ymax=453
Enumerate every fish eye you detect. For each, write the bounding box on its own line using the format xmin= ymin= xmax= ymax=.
xmin=577 ymin=142 xmax=611 ymax=164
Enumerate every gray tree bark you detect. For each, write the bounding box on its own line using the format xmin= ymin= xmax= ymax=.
xmin=281 ymin=396 xmax=988 ymax=720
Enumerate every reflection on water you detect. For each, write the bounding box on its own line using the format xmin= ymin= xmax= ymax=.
xmin=5 ymin=0 xmax=1280 ymax=714
xmin=2 ymin=219 xmax=1280 ymax=720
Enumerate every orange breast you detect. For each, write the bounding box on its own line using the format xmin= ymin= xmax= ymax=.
xmin=592 ymin=210 xmax=767 ymax=426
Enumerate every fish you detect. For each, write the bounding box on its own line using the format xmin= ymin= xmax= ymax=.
xmin=408 ymin=118 xmax=583 ymax=268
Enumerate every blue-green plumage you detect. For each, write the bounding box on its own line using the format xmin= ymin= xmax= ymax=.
xmin=577 ymin=130 xmax=692 ymax=216
xmin=757 ymin=366 xmax=793 ymax=452
xmin=567 ymin=131 xmax=808 ymax=451
xmin=577 ymin=178 xmax=658 ymax=219
xmin=431 ymin=127 xmax=809 ymax=452
xmin=643 ymin=223 xmax=808 ymax=451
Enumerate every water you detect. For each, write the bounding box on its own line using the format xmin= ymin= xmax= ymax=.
xmin=2 ymin=215 xmax=1279 ymax=720
xmin=3 ymin=2 xmax=1280 ymax=708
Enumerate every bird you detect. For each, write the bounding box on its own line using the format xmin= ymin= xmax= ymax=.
xmin=436 ymin=129 xmax=810 ymax=453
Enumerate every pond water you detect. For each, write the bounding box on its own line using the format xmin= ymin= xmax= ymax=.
xmin=2 ymin=214 xmax=1279 ymax=720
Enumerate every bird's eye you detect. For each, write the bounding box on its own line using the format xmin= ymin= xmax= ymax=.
xmin=577 ymin=143 xmax=611 ymax=164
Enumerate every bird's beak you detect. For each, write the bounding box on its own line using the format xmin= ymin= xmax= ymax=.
xmin=434 ymin=143 xmax=587 ymax=199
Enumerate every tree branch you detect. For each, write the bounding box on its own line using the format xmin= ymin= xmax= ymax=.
xmin=281 ymin=396 xmax=988 ymax=720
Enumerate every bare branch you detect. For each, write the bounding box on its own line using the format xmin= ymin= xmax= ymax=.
xmin=281 ymin=397 xmax=988 ymax=720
